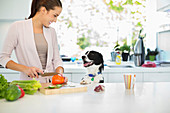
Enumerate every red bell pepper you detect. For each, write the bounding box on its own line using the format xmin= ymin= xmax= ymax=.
xmin=52 ymin=74 xmax=65 ymax=85
xmin=16 ymin=85 xmax=25 ymax=98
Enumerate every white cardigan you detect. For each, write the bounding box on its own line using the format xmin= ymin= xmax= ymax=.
xmin=0 ymin=19 xmax=63 ymax=82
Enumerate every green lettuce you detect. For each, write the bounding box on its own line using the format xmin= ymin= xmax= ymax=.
xmin=0 ymin=74 xmax=8 ymax=98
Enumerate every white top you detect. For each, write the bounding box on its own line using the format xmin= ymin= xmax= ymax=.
xmin=0 ymin=19 xmax=63 ymax=83
xmin=0 ymin=82 xmax=170 ymax=113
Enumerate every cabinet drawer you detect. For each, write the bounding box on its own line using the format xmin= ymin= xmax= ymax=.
xmin=71 ymin=73 xmax=107 ymax=83
xmin=144 ymin=73 xmax=170 ymax=82
xmin=63 ymin=73 xmax=72 ymax=82
xmin=72 ymin=74 xmax=85 ymax=83
xmin=2 ymin=74 xmax=20 ymax=82
xmin=108 ymin=73 xmax=143 ymax=83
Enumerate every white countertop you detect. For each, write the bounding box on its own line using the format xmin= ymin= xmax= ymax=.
xmin=0 ymin=61 xmax=170 ymax=74
xmin=64 ymin=65 xmax=170 ymax=73
xmin=64 ymin=61 xmax=170 ymax=73
xmin=1 ymin=82 xmax=170 ymax=113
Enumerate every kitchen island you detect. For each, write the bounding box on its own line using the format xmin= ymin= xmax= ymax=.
xmin=1 ymin=82 xmax=170 ymax=113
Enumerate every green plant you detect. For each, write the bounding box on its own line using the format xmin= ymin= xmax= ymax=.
xmin=120 ymin=44 xmax=130 ymax=53
xmin=77 ymin=34 xmax=90 ymax=50
xmin=113 ymin=41 xmax=120 ymax=51
xmin=138 ymin=28 xmax=146 ymax=39
xmin=147 ymin=48 xmax=159 ymax=56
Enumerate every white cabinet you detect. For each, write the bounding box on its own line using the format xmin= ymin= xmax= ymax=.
xmin=135 ymin=73 xmax=143 ymax=82
xmin=144 ymin=72 xmax=170 ymax=82
xmin=1 ymin=73 xmax=20 ymax=82
xmin=70 ymin=72 xmax=170 ymax=83
xmin=102 ymin=73 xmax=108 ymax=83
xmin=71 ymin=73 xmax=85 ymax=83
xmin=63 ymin=73 xmax=72 ymax=82
xmin=108 ymin=73 xmax=124 ymax=83
xmin=1 ymin=66 xmax=170 ymax=83
xmin=157 ymin=0 xmax=170 ymax=12
xmin=71 ymin=73 xmax=108 ymax=83
xmin=107 ymin=73 xmax=143 ymax=83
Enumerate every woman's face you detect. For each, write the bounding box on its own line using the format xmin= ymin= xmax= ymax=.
xmin=42 ymin=6 xmax=62 ymax=27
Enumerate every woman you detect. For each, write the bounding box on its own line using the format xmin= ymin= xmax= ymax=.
xmin=0 ymin=0 xmax=67 ymax=83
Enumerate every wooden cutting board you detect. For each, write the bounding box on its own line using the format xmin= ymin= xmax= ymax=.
xmin=39 ymin=83 xmax=88 ymax=95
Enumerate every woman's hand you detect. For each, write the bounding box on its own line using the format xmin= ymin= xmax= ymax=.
xmin=64 ymin=76 xmax=68 ymax=83
xmin=56 ymin=66 xmax=68 ymax=83
xmin=23 ymin=66 xmax=44 ymax=78
xmin=5 ymin=60 xmax=44 ymax=78
xmin=55 ymin=66 xmax=64 ymax=75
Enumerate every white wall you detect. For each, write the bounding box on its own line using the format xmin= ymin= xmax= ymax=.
xmin=145 ymin=0 xmax=170 ymax=51
xmin=0 ymin=0 xmax=31 ymax=19
xmin=145 ymin=0 xmax=158 ymax=50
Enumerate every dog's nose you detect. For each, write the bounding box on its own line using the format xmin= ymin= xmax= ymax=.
xmin=82 ymin=56 xmax=86 ymax=60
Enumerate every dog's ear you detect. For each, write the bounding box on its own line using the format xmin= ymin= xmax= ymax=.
xmin=99 ymin=61 xmax=104 ymax=73
xmin=98 ymin=53 xmax=104 ymax=73
xmin=85 ymin=51 xmax=89 ymax=55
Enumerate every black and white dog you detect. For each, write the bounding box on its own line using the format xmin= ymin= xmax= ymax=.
xmin=80 ymin=51 xmax=104 ymax=84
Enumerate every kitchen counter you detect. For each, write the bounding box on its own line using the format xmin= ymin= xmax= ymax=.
xmin=1 ymin=61 xmax=170 ymax=82
xmin=63 ymin=64 xmax=170 ymax=73
xmin=63 ymin=61 xmax=170 ymax=73
xmin=1 ymin=82 xmax=170 ymax=113
xmin=0 ymin=66 xmax=170 ymax=74
xmin=1 ymin=61 xmax=170 ymax=73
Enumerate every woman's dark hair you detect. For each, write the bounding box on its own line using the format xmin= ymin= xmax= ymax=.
xmin=28 ymin=0 xmax=62 ymax=19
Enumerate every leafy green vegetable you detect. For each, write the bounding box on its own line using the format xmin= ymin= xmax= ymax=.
xmin=24 ymin=89 xmax=37 ymax=95
xmin=0 ymin=74 xmax=8 ymax=98
xmin=10 ymin=80 xmax=41 ymax=95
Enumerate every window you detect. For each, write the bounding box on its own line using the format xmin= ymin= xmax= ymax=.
xmin=50 ymin=0 xmax=148 ymax=61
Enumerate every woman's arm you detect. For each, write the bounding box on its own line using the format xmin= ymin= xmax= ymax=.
xmin=51 ymin=28 xmax=63 ymax=69
xmin=0 ymin=22 xmax=44 ymax=78
xmin=6 ymin=60 xmax=44 ymax=78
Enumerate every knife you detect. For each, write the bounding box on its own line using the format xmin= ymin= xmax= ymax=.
xmin=27 ymin=72 xmax=61 ymax=77
xmin=38 ymin=72 xmax=60 ymax=77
